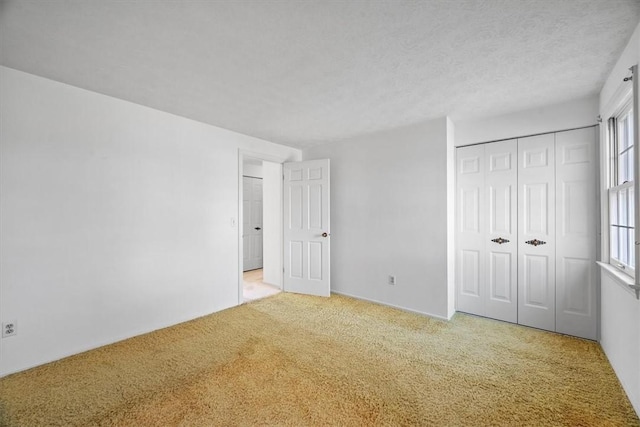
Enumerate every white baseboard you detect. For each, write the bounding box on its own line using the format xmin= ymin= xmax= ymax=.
xmin=330 ymin=290 xmax=452 ymax=321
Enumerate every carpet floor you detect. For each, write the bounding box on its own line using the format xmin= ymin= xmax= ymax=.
xmin=0 ymin=293 xmax=638 ymax=426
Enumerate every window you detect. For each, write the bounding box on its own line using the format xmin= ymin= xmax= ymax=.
xmin=609 ymin=101 xmax=635 ymax=276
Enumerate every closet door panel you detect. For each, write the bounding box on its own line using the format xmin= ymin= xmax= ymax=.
xmin=485 ymin=140 xmax=518 ymax=322
xmin=555 ymin=128 xmax=597 ymax=340
xmin=456 ymin=145 xmax=486 ymax=316
xmin=518 ymin=134 xmax=556 ymax=332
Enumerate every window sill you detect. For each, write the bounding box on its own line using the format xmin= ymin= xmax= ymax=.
xmin=597 ymin=261 xmax=639 ymax=299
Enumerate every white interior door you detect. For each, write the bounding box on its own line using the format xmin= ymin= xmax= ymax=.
xmin=456 ymin=145 xmax=486 ymax=316
xmin=283 ymin=159 xmax=330 ymax=297
xmin=518 ymin=134 xmax=556 ymax=332
xmin=485 ymin=140 xmax=518 ymax=323
xmin=242 ymin=176 xmax=263 ymax=272
xmin=555 ymin=128 xmax=597 ymax=340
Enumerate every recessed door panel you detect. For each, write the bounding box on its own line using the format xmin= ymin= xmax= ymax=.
xmin=252 ymin=200 xmax=263 ymax=225
xmin=460 ymin=250 xmax=480 ymax=296
xmin=461 ymin=188 xmax=480 ymax=233
xmin=289 ymin=241 xmax=303 ymax=279
xmin=560 ymin=257 xmax=591 ymax=315
xmin=561 ymin=180 xmax=588 ymax=236
xmin=489 ymin=252 xmax=512 ymax=301
xmin=523 ymin=255 xmax=549 ymax=307
xmin=523 ymin=147 xmax=549 ymax=168
xmin=308 ymin=167 xmax=323 ymax=180
xmin=489 ymin=185 xmax=512 ymax=235
xmin=562 ymin=143 xmax=590 ymax=165
xmin=490 ymin=152 xmax=511 ymax=172
xmin=289 ymin=185 xmax=303 ymax=230
xmin=308 ymin=184 xmax=323 ymax=230
xmin=309 ymin=242 xmax=323 ymax=280
xmin=524 ymin=183 xmax=548 ymax=235
xmin=461 ymin=156 xmax=480 ymax=174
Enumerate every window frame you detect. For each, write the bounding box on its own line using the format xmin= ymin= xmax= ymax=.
xmin=608 ymin=99 xmax=636 ymax=278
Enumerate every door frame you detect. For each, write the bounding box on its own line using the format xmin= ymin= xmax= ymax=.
xmin=237 ymin=149 xmax=288 ymax=305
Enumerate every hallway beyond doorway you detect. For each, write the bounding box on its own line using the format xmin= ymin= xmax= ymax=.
xmin=243 ymin=269 xmax=280 ymax=302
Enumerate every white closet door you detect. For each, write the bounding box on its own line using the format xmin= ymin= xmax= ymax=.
xmin=456 ymin=145 xmax=486 ymax=316
xmin=242 ymin=176 xmax=263 ymax=272
xmin=555 ymin=128 xmax=597 ymax=339
xmin=485 ymin=140 xmax=518 ymax=323
xmin=518 ymin=134 xmax=556 ymax=332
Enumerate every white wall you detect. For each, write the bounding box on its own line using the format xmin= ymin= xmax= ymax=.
xmin=303 ymin=118 xmax=453 ymax=319
xmin=0 ymin=66 xmax=300 ymax=376
xmin=601 ymin=23 xmax=640 ymax=115
xmin=262 ymin=161 xmax=282 ymax=288
xmin=455 ymin=95 xmax=599 ymax=147
xmin=446 ymin=117 xmax=456 ymax=318
xmin=600 ymin=271 xmax=640 ymax=415
xmin=598 ymin=20 xmax=640 ymax=416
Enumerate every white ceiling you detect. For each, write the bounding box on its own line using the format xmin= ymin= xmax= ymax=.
xmin=1 ymin=1 xmax=639 ymax=149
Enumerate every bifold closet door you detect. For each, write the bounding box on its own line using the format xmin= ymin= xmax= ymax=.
xmin=517 ymin=134 xmax=556 ymax=332
xmin=456 ymin=141 xmax=517 ymax=322
xmin=484 ymin=141 xmax=518 ymax=323
xmin=456 ymin=144 xmax=486 ymax=316
xmin=555 ymin=128 xmax=597 ymax=340
xmin=457 ymin=128 xmax=596 ymax=339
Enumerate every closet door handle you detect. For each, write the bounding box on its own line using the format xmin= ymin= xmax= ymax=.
xmin=491 ymin=237 xmax=510 ymax=244
xmin=525 ymin=239 xmax=546 ymax=246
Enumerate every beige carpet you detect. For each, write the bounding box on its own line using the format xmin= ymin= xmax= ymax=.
xmin=0 ymin=293 xmax=638 ymax=426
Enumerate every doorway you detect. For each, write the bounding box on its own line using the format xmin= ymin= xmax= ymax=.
xmin=238 ymin=152 xmax=285 ymax=303
xmin=237 ymin=151 xmax=332 ymax=304
xmin=243 ymin=268 xmax=280 ymax=302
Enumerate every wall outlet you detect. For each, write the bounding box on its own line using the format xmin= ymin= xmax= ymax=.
xmin=388 ymin=275 xmax=396 ymax=285
xmin=2 ymin=321 xmax=17 ymax=338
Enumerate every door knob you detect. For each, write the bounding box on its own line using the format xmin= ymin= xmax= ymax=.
xmin=525 ymin=239 xmax=546 ymax=246
xmin=254 ymin=227 xmax=261 ymax=230
xmin=322 ymin=232 xmax=330 ymax=237
xmin=491 ymin=237 xmax=509 ymax=244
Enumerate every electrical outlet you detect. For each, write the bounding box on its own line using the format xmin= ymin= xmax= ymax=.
xmin=2 ymin=321 xmax=17 ymax=338
xmin=388 ymin=275 xmax=396 ymax=285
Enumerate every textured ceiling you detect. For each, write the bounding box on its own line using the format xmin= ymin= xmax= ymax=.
xmin=1 ymin=1 xmax=639 ymax=148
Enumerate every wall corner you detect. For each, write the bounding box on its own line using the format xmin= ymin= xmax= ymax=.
xmin=446 ymin=116 xmax=456 ymax=319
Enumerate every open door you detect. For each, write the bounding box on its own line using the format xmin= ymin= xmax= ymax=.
xmin=283 ymin=159 xmax=330 ymax=297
